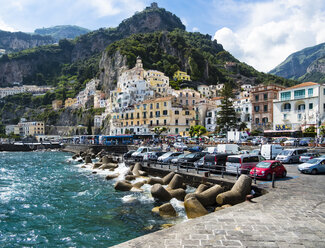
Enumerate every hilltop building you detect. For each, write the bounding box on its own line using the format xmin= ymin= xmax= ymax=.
xmin=173 ymin=70 xmax=191 ymax=81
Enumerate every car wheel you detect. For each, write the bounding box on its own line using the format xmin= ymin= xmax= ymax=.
xmin=266 ymin=173 xmax=272 ymax=181
xmin=282 ymin=171 xmax=287 ymax=178
xmin=311 ymin=169 xmax=318 ymax=175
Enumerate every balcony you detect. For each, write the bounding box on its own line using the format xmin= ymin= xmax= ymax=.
xmin=281 ymin=109 xmax=291 ymax=112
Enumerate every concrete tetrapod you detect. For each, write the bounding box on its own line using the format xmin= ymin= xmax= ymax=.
xmin=132 ymin=163 xmax=142 ymax=177
xmin=99 ymin=163 xmax=118 ymax=170
xmin=84 ymin=156 xmax=92 ymax=164
xmin=147 ymin=172 xmax=175 ymax=185
xmin=114 ymin=181 xmax=133 ymax=191
xmin=159 ymin=203 xmax=177 ymax=218
xmin=105 ymin=173 xmax=119 ymax=180
xmin=151 ymin=184 xmax=172 ymax=202
xmin=185 ymin=184 xmax=224 ymax=207
xmin=167 ymin=174 xmax=184 ymax=190
xmin=216 ymin=175 xmax=252 ymax=206
xmin=184 ymin=196 xmax=209 ymax=219
xmin=195 ymin=184 xmax=209 ymax=194
xmin=168 ymin=188 xmax=186 ymax=201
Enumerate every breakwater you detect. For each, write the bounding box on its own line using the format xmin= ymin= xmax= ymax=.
xmin=0 ymin=143 xmax=62 ymax=152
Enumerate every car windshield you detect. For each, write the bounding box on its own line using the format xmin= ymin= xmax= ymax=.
xmin=250 ymin=150 xmax=260 ymax=155
xmin=185 ymin=153 xmax=196 ymax=158
xmin=256 ymin=162 xmax=272 ymax=168
xmin=279 ymin=150 xmax=292 ymax=155
xmin=161 ymin=152 xmax=173 ymax=157
xmin=136 ymin=148 xmax=143 ymax=152
xmin=306 ymin=158 xmax=321 ymax=164
xmin=177 ymin=154 xmax=186 ymax=158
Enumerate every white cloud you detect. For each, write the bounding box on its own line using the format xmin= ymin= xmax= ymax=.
xmin=192 ymin=27 xmax=199 ymax=32
xmin=0 ymin=18 xmax=15 ymax=32
xmin=213 ymin=0 xmax=325 ymax=72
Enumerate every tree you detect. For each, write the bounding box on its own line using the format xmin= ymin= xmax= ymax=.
xmin=153 ymin=126 xmax=168 ymax=137
xmin=87 ymin=119 xmax=92 ymax=135
xmin=189 ymin=125 xmax=207 ymax=137
xmin=238 ymin=122 xmax=247 ymax=131
xmin=216 ymin=82 xmax=237 ymax=133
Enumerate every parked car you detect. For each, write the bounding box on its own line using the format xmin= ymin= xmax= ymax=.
xmin=249 ymin=160 xmax=287 ymax=180
xmin=188 ymin=146 xmax=203 ymax=152
xmin=298 ymin=157 xmax=325 ymax=174
xmin=123 ymin=150 xmax=136 ymax=160
xmin=260 ymin=144 xmax=283 ymax=160
xmin=226 ymin=155 xmax=265 ymax=174
xmin=171 ymin=153 xmax=187 ymax=164
xmin=174 ymin=142 xmax=188 ymax=150
xmin=132 ymin=147 xmax=161 ymax=161
xmin=143 ymin=151 xmax=166 ymax=162
xmin=299 ymin=137 xmax=313 ymax=146
xmin=272 ymin=137 xmax=288 ymax=144
xmin=250 ymin=149 xmax=261 ymax=155
xmin=283 ymin=138 xmax=299 ymax=146
xmin=202 ymin=153 xmax=230 ymax=172
xmin=193 ymin=156 xmax=205 ymax=168
xmin=202 ymin=146 xmax=218 ymax=154
xmin=157 ymin=152 xmax=183 ymax=163
xmin=178 ymin=152 xmax=206 ymax=167
xmin=299 ymin=152 xmax=320 ymax=163
xmin=275 ymin=148 xmax=308 ymax=163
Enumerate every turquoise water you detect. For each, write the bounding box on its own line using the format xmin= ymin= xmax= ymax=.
xmin=0 ymin=151 xmax=175 ymax=247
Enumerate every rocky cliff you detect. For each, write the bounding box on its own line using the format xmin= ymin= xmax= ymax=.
xmin=0 ymin=5 xmax=185 ymax=87
xmin=269 ymin=42 xmax=325 ymax=80
xmin=34 ymin=25 xmax=90 ymax=42
xmin=0 ymin=30 xmax=54 ymax=53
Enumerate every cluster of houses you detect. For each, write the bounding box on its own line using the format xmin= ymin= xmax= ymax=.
xmin=0 ymin=85 xmax=53 ymax=98
xmin=5 ymin=56 xmax=323 ymax=138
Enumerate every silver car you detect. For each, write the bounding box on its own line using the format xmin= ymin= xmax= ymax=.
xmin=299 ymin=152 xmax=320 ymax=163
xmin=298 ymin=158 xmax=325 ymax=174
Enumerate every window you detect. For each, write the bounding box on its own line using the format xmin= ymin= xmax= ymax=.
xmin=175 ymin=119 xmax=178 ymax=125
xmin=281 ymin=92 xmax=291 ymax=101
xmin=186 ymin=93 xmax=188 ymax=97
xmin=175 ymin=110 xmax=179 ymax=115
xmin=283 ymin=103 xmax=291 ymax=111
xmin=130 ymin=113 xmax=134 ymax=119
xmin=255 ymin=118 xmax=259 ymax=124
xmin=264 ymin=105 xmax=268 ymax=112
xmin=156 ymin=103 xmax=159 ymax=108
xmin=193 ymin=100 xmax=195 ymax=105
xmin=298 ymin=113 xmax=302 ymax=120
xmin=324 ymin=88 xmax=325 ymax=95
xmin=283 ymin=114 xmax=287 ymax=120
xmin=207 ymin=118 xmax=211 ymax=124
xmin=150 ymin=104 xmax=153 ymax=109
xmin=143 ymin=104 xmax=147 ymax=110
xmin=192 ymin=93 xmax=195 ymax=97
xmin=150 ymin=120 xmax=153 ymax=126
xmin=264 ymin=93 xmax=268 ymax=100
xmin=262 ymin=117 xmax=268 ymax=123
xmin=150 ymin=112 xmax=153 ymax=118
xmin=185 ymin=111 xmax=190 ymax=115
xmin=175 ymin=128 xmax=179 ymax=134
xmin=164 ymin=119 xmax=167 ymax=125
xmin=164 ymin=102 xmax=167 ymax=107
xmin=309 ymin=103 xmax=313 ymax=109
xmin=298 ymin=104 xmax=305 ymax=111
xmin=254 ymin=106 xmax=260 ymax=112
xmin=163 ymin=110 xmax=168 ymax=115
xmin=294 ymin=89 xmax=305 ymax=99
xmin=186 ymin=119 xmax=189 ymax=125
xmin=143 ymin=112 xmax=147 ymax=118
xmin=156 ymin=120 xmax=159 ymax=125
xmin=255 ymin=95 xmax=259 ymax=101
xmin=155 ymin=111 xmax=160 ymax=117
xmin=308 ymin=88 xmax=313 ymax=96
xmin=186 ymin=100 xmax=188 ymax=105
xmin=137 ymin=121 xmax=139 ymax=125
xmin=137 ymin=113 xmax=140 ymax=119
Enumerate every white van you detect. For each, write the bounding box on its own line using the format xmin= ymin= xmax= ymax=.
xmin=202 ymin=146 xmax=218 ymax=154
xmin=260 ymin=144 xmax=283 ymax=160
xmin=217 ymin=144 xmax=239 ymax=154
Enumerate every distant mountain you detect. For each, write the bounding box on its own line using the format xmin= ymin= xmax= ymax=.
xmin=34 ymin=25 xmax=91 ymax=42
xmin=0 ymin=30 xmax=54 ymax=53
xmin=269 ymin=42 xmax=325 ymax=81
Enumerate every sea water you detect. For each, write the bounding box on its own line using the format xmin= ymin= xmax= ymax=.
xmin=0 ymin=151 xmax=186 ymax=247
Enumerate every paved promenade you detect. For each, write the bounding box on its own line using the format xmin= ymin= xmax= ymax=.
xmin=113 ymin=164 xmax=325 ymax=248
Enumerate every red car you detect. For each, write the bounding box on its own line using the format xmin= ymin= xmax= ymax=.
xmin=249 ymin=160 xmax=287 ymax=180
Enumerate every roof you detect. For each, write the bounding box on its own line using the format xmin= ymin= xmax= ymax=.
xmin=141 ymin=96 xmax=173 ymax=104
xmin=286 ymin=82 xmax=318 ymax=90
xmin=212 ymin=97 xmax=223 ymax=100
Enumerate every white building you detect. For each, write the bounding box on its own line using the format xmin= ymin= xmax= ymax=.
xmin=233 ymin=97 xmax=252 ymax=130
xmin=273 ymin=82 xmax=325 ymax=131
xmin=205 ymin=108 xmax=220 ymax=132
xmin=0 ymin=85 xmax=53 ymax=98
xmin=76 ymin=79 xmax=99 ymax=108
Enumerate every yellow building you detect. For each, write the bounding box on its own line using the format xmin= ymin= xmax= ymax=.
xmin=65 ymin=98 xmax=77 ymax=108
xmin=52 ymin=100 xmax=63 ymax=110
xmin=145 ymin=70 xmax=171 ymax=96
xmin=174 ymin=88 xmax=202 ymax=107
xmin=110 ymin=96 xmax=196 ymax=136
xmin=173 ymin=70 xmax=191 ymax=81
xmin=18 ymin=121 xmax=45 ymax=136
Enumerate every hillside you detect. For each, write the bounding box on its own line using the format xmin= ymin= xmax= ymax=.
xmin=0 ymin=30 xmax=54 ymax=54
xmin=34 ymin=25 xmax=91 ymax=42
xmin=269 ymin=42 xmax=325 ymax=81
xmin=0 ymin=4 xmax=185 ymax=87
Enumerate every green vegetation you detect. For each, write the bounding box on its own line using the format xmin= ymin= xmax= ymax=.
xmin=216 ymin=83 xmax=237 ymax=133
xmin=189 ymin=125 xmax=207 ymax=138
xmin=34 ymin=25 xmax=90 ymax=42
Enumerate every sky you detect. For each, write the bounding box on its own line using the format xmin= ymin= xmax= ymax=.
xmin=0 ymin=0 xmax=325 ymax=72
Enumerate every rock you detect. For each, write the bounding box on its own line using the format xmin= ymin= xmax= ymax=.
xmin=133 ymin=181 xmax=145 ymax=188
xmin=114 ymin=181 xmax=133 ymax=191
xmin=72 ymin=154 xmax=78 ymax=160
xmin=105 ymin=174 xmax=119 ymax=180
xmin=99 ymin=163 xmax=118 ymax=170
xmin=84 ymin=156 xmax=92 ymax=164
xmin=81 ymin=165 xmax=86 ymax=168
xmin=138 ymin=170 xmax=148 ymax=176
xmin=216 ymin=175 xmax=252 ymax=206
xmin=184 ymin=196 xmax=209 ymax=219
xmin=152 ymin=206 xmax=160 ymax=213
xmin=159 ymin=203 xmax=177 ymax=217
xmin=162 ymin=172 xmax=175 ymax=184
xmin=77 ymin=159 xmax=83 ymax=163
xmin=168 ymin=188 xmax=186 ymax=201
xmin=151 ymin=184 xmax=172 ymax=202
xmin=215 ymin=204 xmax=232 ymax=212
xmin=167 ymin=174 xmax=184 ymax=190
xmin=91 ymin=154 xmax=96 ymax=159
xmin=102 ymin=155 xmax=114 ymax=164
xmin=161 ymin=224 xmax=174 ymax=229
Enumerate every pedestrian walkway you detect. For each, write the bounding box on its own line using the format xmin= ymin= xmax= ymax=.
xmin=113 ymin=165 xmax=325 ymax=248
